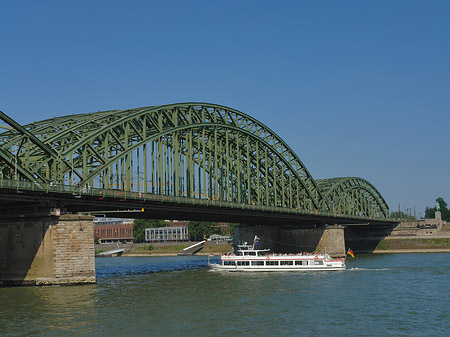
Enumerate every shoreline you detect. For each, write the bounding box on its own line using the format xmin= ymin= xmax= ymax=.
xmin=121 ymin=252 xmax=226 ymax=257
xmin=97 ymin=236 xmax=450 ymax=257
xmin=373 ymin=248 xmax=450 ymax=254
xmin=115 ymin=249 xmax=450 ymax=258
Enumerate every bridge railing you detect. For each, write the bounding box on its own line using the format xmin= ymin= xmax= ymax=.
xmin=0 ymin=178 xmax=393 ymax=223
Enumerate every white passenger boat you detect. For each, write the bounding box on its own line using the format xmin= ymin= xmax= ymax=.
xmin=209 ymin=241 xmax=345 ymax=272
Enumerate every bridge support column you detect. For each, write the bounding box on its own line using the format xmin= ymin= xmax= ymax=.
xmin=235 ymin=225 xmax=346 ymax=257
xmin=0 ymin=213 xmax=95 ymax=286
xmin=314 ymin=225 xmax=346 ymax=256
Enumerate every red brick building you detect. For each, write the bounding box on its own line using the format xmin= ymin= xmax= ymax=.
xmin=94 ymin=218 xmax=134 ymax=243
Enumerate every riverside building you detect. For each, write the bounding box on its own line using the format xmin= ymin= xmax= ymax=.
xmin=94 ymin=218 xmax=134 ymax=244
xmin=145 ymin=226 xmax=189 ymax=242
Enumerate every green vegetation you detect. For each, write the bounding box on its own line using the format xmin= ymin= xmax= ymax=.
xmin=133 ymin=219 xmax=238 ymax=243
xmin=188 ymin=221 xmax=238 ymax=241
xmin=425 ymin=197 xmax=450 ymax=221
xmin=375 ymin=238 xmax=450 ymax=251
xmin=133 ymin=244 xmax=190 ymax=254
xmin=201 ymin=242 xmax=233 ymax=254
xmin=420 ymin=238 xmax=450 ymax=247
xmin=128 ymin=242 xmax=232 ymax=255
xmin=133 ymin=219 xmax=171 ymax=243
xmin=375 ymin=240 xmax=390 ymax=250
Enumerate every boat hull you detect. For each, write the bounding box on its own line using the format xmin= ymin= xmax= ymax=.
xmin=209 ymin=263 xmax=345 ymax=272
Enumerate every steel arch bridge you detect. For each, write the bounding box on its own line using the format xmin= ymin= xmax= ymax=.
xmin=0 ymin=103 xmax=390 ymax=220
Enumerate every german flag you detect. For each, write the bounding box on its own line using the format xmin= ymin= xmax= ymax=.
xmin=347 ymin=248 xmax=355 ymax=258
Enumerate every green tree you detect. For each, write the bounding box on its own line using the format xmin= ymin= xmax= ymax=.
xmin=133 ymin=219 xmax=170 ymax=243
xmin=228 ymin=223 xmax=239 ymax=235
xmin=188 ymin=221 xmax=226 ymax=241
xmin=425 ymin=197 xmax=450 ymax=221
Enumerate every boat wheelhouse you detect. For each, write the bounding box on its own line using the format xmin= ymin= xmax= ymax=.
xmin=209 ymin=242 xmax=345 ymax=272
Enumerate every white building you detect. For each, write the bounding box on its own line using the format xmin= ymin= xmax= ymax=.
xmin=145 ymin=226 xmax=189 ymax=242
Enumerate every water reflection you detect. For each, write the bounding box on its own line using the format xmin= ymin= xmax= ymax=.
xmin=1 ymin=285 xmax=98 ymax=336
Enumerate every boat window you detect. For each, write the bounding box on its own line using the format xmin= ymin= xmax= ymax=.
xmin=265 ymin=261 xmax=279 ymax=266
xmin=244 ymin=251 xmax=256 ymax=256
xmin=295 ymin=260 xmax=307 ymax=265
xmin=280 ymin=261 xmax=293 ymax=266
xmin=251 ymin=261 xmax=264 ymax=266
xmin=223 ymin=261 xmax=235 ymax=266
xmin=309 ymin=260 xmax=323 ymax=265
xmin=237 ymin=261 xmax=250 ymax=266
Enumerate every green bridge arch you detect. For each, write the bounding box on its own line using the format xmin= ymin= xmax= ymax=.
xmin=0 ymin=103 xmax=389 ymax=218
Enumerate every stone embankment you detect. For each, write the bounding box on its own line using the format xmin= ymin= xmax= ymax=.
xmin=373 ymin=213 xmax=450 ymax=253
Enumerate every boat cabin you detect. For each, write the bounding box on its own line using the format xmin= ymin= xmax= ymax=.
xmin=236 ymin=244 xmax=270 ymax=256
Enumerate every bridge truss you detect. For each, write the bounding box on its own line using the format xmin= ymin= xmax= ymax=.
xmin=0 ymin=103 xmax=390 ymax=219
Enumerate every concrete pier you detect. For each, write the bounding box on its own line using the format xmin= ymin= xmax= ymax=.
xmin=0 ymin=213 xmax=95 ymax=286
xmin=235 ymin=225 xmax=346 ymax=257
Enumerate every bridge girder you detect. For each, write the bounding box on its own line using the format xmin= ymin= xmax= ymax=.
xmin=316 ymin=177 xmax=390 ymax=218
xmin=0 ymin=103 xmax=390 ymax=219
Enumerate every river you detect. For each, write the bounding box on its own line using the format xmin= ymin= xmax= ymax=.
xmin=1 ymin=253 xmax=449 ymax=336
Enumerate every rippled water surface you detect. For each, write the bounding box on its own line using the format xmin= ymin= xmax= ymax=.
xmin=1 ymin=254 xmax=449 ymax=336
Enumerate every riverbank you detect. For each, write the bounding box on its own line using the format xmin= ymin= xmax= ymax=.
xmin=95 ymin=241 xmax=233 ymax=257
xmin=374 ymin=249 xmax=450 ymax=253
xmin=372 ymin=235 xmax=450 ymax=253
xmin=95 ymin=235 xmax=450 ymax=257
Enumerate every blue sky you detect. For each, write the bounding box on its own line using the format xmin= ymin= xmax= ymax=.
xmin=1 ymin=0 xmax=449 ymax=216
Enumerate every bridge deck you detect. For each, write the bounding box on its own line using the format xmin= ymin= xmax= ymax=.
xmin=0 ymin=179 xmax=397 ymax=227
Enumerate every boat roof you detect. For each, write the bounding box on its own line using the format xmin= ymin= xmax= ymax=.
xmin=237 ymin=244 xmax=270 ymax=252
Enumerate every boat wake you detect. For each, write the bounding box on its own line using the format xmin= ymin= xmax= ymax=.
xmin=348 ymin=267 xmax=392 ymax=271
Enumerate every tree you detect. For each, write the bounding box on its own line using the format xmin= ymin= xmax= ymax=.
xmin=228 ymin=223 xmax=239 ymax=235
xmin=188 ymin=221 xmax=212 ymax=241
xmin=187 ymin=221 xmax=241 ymax=241
xmin=425 ymin=197 xmax=450 ymax=222
xmin=133 ymin=219 xmax=170 ymax=243
xmin=188 ymin=221 xmax=228 ymax=241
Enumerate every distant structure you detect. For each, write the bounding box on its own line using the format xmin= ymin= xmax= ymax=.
xmin=94 ymin=218 xmax=134 ymax=244
xmin=168 ymin=220 xmax=189 ymax=227
xmin=394 ymin=211 xmax=447 ymax=236
xmin=207 ymin=234 xmax=232 ymax=241
xmin=145 ymin=226 xmax=189 ymax=242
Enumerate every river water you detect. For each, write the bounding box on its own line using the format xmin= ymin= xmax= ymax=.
xmin=1 ymin=253 xmax=449 ymax=336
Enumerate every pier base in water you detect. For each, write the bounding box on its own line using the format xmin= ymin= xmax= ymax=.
xmin=0 ymin=213 xmax=96 ymax=286
xmin=235 ymin=225 xmax=346 ymax=257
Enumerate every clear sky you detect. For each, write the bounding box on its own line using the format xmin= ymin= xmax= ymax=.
xmin=1 ymin=0 xmax=449 ymax=217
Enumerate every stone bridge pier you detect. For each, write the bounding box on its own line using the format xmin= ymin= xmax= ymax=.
xmin=235 ymin=224 xmax=346 ymax=257
xmin=0 ymin=211 xmax=95 ymax=286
